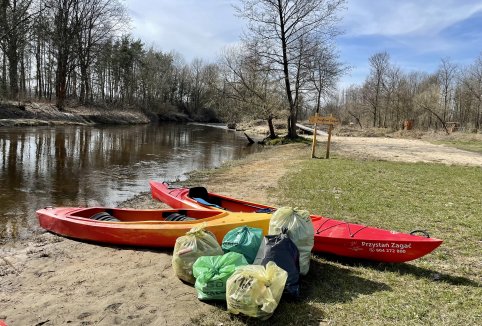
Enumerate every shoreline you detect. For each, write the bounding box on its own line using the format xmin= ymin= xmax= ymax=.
xmin=0 ymin=100 xmax=207 ymax=127
xmin=0 ymin=144 xmax=308 ymax=325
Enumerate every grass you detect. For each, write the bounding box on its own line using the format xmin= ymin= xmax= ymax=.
xmin=417 ymin=131 xmax=482 ymax=154
xmin=273 ymin=157 xmax=482 ymax=325
xmin=191 ymin=154 xmax=481 ymax=326
xmin=431 ymin=138 xmax=482 ymax=154
xmin=265 ymin=136 xmax=312 ymax=146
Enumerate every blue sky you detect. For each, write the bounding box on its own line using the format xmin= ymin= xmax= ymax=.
xmin=125 ymin=0 xmax=482 ymax=89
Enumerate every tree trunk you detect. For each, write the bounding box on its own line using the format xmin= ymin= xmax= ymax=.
xmin=1 ymin=51 xmax=7 ymax=96
xmin=20 ymin=48 xmax=26 ymax=96
xmin=277 ymin=0 xmax=297 ymax=138
xmin=35 ymin=35 xmax=42 ymax=98
xmin=267 ymin=116 xmax=276 ymax=139
xmin=476 ymin=100 xmax=481 ymax=130
xmin=56 ymin=52 xmax=67 ymax=109
xmin=7 ymin=39 xmax=19 ymax=99
xmin=54 ymin=2 xmax=73 ymax=110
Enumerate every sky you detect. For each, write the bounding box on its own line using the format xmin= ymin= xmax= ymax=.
xmin=124 ymin=0 xmax=482 ymax=89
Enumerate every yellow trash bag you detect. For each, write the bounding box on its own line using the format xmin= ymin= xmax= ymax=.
xmin=172 ymin=224 xmax=223 ymax=284
xmin=269 ymin=207 xmax=314 ymax=275
xmin=226 ymin=261 xmax=288 ymax=320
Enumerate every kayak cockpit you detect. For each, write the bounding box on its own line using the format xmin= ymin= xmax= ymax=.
xmin=188 ymin=186 xmax=273 ymax=213
xmin=68 ymin=207 xmax=226 ymax=223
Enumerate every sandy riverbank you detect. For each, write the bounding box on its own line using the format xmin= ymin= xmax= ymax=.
xmin=1 ymin=132 xmax=481 ymax=325
xmin=0 ymin=144 xmax=307 ymax=326
xmin=0 ymin=100 xmax=193 ymax=126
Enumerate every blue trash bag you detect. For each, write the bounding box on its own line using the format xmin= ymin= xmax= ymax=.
xmin=256 ymin=228 xmax=300 ymax=298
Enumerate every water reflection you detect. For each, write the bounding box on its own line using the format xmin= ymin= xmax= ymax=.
xmin=0 ymin=123 xmax=262 ymax=242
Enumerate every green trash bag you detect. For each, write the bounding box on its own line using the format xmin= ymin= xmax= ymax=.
xmin=172 ymin=224 xmax=223 ymax=284
xmin=193 ymin=252 xmax=248 ymax=300
xmin=221 ymin=226 xmax=263 ymax=263
xmin=226 ymin=261 xmax=288 ymax=320
xmin=269 ymin=207 xmax=314 ymax=275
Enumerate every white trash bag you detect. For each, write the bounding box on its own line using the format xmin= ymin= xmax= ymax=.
xmin=226 ymin=261 xmax=287 ymax=320
xmin=269 ymin=207 xmax=314 ymax=275
xmin=172 ymin=224 xmax=223 ymax=284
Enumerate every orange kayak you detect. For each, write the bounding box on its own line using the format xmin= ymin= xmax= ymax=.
xmin=36 ymin=207 xmax=271 ymax=247
xmin=150 ymin=181 xmax=443 ymax=262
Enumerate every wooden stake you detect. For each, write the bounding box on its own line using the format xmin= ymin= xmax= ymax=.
xmin=326 ymin=123 xmax=333 ymax=159
xmin=311 ymin=113 xmax=318 ymax=158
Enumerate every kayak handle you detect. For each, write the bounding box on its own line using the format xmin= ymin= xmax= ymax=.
xmin=410 ymin=229 xmax=430 ymax=238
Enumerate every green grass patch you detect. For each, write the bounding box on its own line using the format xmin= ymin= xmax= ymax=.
xmin=270 ymin=157 xmax=481 ymax=325
xmin=432 ymin=139 xmax=482 ymax=154
xmin=265 ymin=136 xmax=312 ymax=146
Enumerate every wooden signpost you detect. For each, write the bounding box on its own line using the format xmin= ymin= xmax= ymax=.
xmin=309 ymin=113 xmax=339 ymax=159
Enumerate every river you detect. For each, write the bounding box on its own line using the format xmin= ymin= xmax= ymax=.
xmin=0 ymin=123 xmax=263 ymax=243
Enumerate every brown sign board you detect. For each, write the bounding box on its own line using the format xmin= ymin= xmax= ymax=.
xmin=309 ymin=115 xmax=339 ymax=125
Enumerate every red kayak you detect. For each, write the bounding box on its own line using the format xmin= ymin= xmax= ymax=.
xmin=150 ymin=181 xmax=443 ymax=263
xmin=36 ymin=207 xmax=272 ymax=247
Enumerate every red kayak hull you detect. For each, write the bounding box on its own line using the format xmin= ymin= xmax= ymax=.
xmin=36 ymin=207 xmax=272 ymax=247
xmin=149 ymin=181 xmax=443 ymax=263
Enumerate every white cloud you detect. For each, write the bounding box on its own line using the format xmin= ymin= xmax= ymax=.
xmin=343 ymin=0 xmax=482 ymax=36
xmin=124 ymin=0 xmax=243 ymax=61
xmin=123 ymin=0 xmax=481 ymax=87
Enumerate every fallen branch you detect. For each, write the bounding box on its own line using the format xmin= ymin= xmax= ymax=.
xmin=296 ymin=123 xmax=328 ymax=136
xmin=244 ymin=132 xmax=255 ymax=144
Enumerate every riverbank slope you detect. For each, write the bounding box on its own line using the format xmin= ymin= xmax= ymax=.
xmin=0 ymin=101 xmax=195 ymax=126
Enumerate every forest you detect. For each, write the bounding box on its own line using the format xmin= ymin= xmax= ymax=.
xmin=1 ymin=0 xmax=481 ymax=134
xmin=341 ymin=52 xmax=482 ymax=133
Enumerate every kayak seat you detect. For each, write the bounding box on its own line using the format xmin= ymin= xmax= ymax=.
xmin=90 ymin=211 xmax=120 ymax=222
xmin=255 ymin=208 xmax=275 ymax=213
xmin=188 ymin=187 xmax=209 ymax=200
xmin=192 ymin=197 xmax=225 ymax=210
xmin=188 ymin=187 xmax=223 ymax=207
xmin=164 ymin=213 xmax=196 ymax=222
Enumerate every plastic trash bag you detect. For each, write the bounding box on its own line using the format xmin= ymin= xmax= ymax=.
xmin=222 ymin=226 xmax=263 ymax=263
xmin=193 ymin=252 xmax=248 ymax=300
xmin=256 ymin=229 xmax=300 ymax=298
xmin=226 ymin=261 xmax=288 ymax=320
xmin=172 ymin=224 xmax=223 ymax=284
xmin=269 ymin=207 xmax=314 ymax=275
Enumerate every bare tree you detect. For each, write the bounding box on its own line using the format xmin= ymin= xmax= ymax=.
xmin=415 ymin=74 xmax=451 ymax=134
xmin=437 ymin=57 xmax=458 ymax=122
xmin=365 ymin=51 xmax=390 ymax=127
xmin=236 ymin=0 xmax=346 ymax=138
xmin=45 ymin=0 xmax=77 ymax=109
xmin=460 ymin=53 xmax=482 ymax=130
xmin=0 ymin=0 xmax=33 ymax=99
xmin=307 ymin=43 xmax=345 ymax=114
xmin=73 ymin=0 xmax=127 ymax=104
xmin=383 ymin=65 xmax=402 ymax=129
xmin=221 ymin=43 xmax=284 ymax=138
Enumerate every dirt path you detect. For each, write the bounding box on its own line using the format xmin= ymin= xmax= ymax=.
xmin=331 ymin=136 xmax=482 ymax=166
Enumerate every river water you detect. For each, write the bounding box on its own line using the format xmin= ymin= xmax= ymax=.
xmin=0 ymin=123 xmax=262 ymax=243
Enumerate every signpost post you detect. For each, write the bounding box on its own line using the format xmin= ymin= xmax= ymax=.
xmin=308 ymin=114 xmax=339 ymax=159
xmin=310 ymin=113 xmax=319 ymax=158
